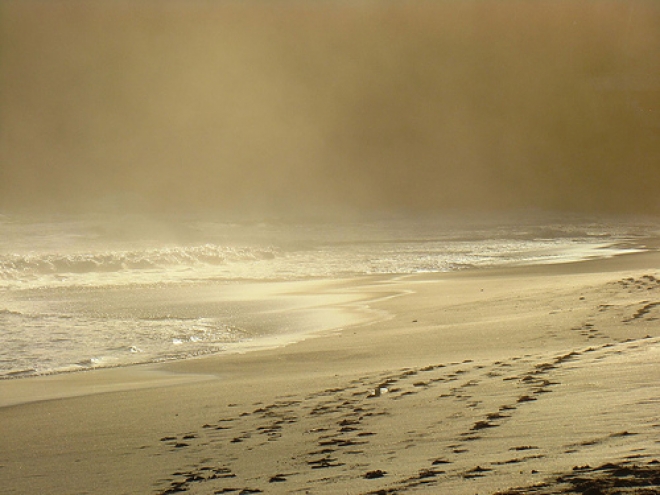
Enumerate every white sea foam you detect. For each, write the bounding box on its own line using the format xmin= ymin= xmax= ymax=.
xmin=0 ymin=310 xmax=243 ymax=378
xmin=0 ymin=244 xmax=278 ymax=289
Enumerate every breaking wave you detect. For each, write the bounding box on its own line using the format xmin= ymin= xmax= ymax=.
xmin=0 ymin=244 xmax=278 ymax=286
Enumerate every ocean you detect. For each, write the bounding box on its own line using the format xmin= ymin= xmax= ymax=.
xmin=0 ymin=212 xmax=654 ymax=378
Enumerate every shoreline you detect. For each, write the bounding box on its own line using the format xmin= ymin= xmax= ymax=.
xmin=0 ymin=275 xmax=406 ymax=406
xmin=1 ymin=239 xmax=654 ymax=384
xmin=0 ymin=246 xmax=657 ymax=403
xmin=1 ymin=248 xmax=659 ymax=494
xmin=0 ymin=275 xmax=399 ymax=380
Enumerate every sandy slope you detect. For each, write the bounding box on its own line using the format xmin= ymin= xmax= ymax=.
xmin=1 ymin=253 xmax=659 ymax=495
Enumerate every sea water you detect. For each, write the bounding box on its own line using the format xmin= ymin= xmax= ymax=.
xmin=0 ymin=212 xmax=654 ymax=378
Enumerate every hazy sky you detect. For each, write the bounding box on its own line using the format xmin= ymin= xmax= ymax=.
xmin=1 ymin=0 xmax=659 ymax=218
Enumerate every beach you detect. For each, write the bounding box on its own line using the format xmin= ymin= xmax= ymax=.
xmin=1 ymin=249 xmax=658 ymax=495
xmin=3 ymin=1 xmax=659 ymax=493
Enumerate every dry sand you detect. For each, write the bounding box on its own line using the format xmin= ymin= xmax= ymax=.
xmin=1 ymin=251 xmax=659 ymax=495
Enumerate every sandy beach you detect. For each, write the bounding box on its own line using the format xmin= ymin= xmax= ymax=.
xmin=1 ymin=250 xmax=659 ymax=495
xmin=3 ymin=1 xmax=659 ymax=493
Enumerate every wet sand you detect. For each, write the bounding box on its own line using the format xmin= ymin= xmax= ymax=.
xmin=1 ymin=251 xmax=659 ymax=495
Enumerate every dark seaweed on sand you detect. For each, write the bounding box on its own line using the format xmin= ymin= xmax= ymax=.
xmin=495 ymin=461 xmax=660 ymax=495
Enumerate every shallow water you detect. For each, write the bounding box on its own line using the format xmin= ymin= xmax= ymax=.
xmin=0 ymin=212 xmax=654 ymax=377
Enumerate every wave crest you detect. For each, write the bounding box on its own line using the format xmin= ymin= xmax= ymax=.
xmin=0 ymin=244 xmax=277 ymax=280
